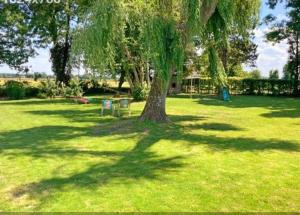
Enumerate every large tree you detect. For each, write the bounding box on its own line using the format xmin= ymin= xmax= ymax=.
xmin=114 ymin=13 xmax=151 ymax=92
xmin=219 ymin=31 xmax=258 ymax=77
xmin=1 ymin=1 xmax=91 ymax=83
xmin=75 ymin=0 xmax=260 ymax=122
xmin=189 ymin=32 xmax=258 ymax=79
xmin=0 ymin=3 xmax=34 ymax=70
xmin=265 ymin=0 xmax=300 ymax=95
xmin=27 ymin=0 xmax=91 ymax=84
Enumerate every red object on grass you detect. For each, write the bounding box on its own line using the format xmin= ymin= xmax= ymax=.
xmin=77 ymin=98 xmax=89 ymax=104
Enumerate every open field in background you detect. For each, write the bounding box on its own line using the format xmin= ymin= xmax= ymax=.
xmin=0 ymin=79 xmax=41 ymax=87
xmin=0 ymin=78 xmax=53 ymax=88
xmin=0 ymin=78 xmax=130 ymax=89
xmin=0 ymin=95 xmax=299 ymax=212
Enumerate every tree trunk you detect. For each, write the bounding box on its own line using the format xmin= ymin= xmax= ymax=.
xmin=146 ymin=63 xmax=151 ymax=87
xmin=126 ymin=72 xmax=134 ymax=92
xmin=140 ymin=75 xmax=169 ymax=122
xmin=118 ymin=70 xmax=126 ymax=91
xmin=51 ymin=8 xmax=71 ymax=85
xmin=200 ymin=0 xmax=219 ymax=24
xmin=294 ymin=32 xmax=299 ymax=96
xmin=62 ymin=10 xmax=71 ymax=85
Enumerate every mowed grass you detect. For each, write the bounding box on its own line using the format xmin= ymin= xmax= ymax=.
xmin=0 ymin=96 xmax=299 ymax=212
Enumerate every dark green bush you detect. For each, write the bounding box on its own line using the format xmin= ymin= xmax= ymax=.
xmin=132 ymin=85 xmax=149 ymax=101
xmin=5 ymin=81 xmax=26 ymax=100
xmin=0 ymin=85 xmax=6 ymax=98
xmin=1 ymin=81 xmax=40 ymax=99
xmin=25 ymin=86 xmax=40 ymax=98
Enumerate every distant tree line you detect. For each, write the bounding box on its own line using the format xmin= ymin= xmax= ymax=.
xmin=265 ymin=0 xmax=300 ymax=95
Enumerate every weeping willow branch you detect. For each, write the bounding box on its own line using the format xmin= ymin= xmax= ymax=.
xmin=73 ymin=0 xmax=121 ymax=72
xmin=73 ymin=0 xmax=260 ymax=92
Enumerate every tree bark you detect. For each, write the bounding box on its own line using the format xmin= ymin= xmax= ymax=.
xmin=124 ymin=47 xmax=141 ymax=86
xmin=118 ymin=70 xmax=126 ymax=91
xmin=125 ymin=71 xmax=134 ymax=92
xmin=140 ymin=75 xmax=169 ymax=122
xmin=146 ymin=63 xmax=151 ymax=87
xmin=294 ymin=32 xmax=299 ymax=96
xmin=61 ymin=14 xmax=71 ymax=85
xmin=200 ymin=0 xmax=219 ymax=24
xmin=51 ymin=3 xmax=72 ymax=85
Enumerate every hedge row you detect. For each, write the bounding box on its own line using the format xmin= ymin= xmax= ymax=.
xmin=0 ymin=79 xmax=131 ymax=100
xmin=0 ymin=82 xmax=40 ymax=99
xmin=182 ymin=78 xmax=300 ymax=96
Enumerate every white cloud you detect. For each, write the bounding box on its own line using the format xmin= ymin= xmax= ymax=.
xmin=27 ymin=48 xmax=52 ymax=74
xmin=245 ymin=26 xmax=289 ymax=78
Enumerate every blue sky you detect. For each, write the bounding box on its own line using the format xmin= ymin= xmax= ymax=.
xmin=252 ymin=0 xmax=288 ymax=77
xmin=0 ymin=0 xmax=289 ymax=77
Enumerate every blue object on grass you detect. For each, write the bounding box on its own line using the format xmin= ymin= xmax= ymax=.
xmin=222 ymin=87 xmax=230 ymax=101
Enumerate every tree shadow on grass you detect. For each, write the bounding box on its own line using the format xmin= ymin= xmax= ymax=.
xmin=261 ymin=109 xmax=300 ymax=118
xmin=0 ymin=125 xmax=126 ymax=159
xmin=168 ymin=94 xmax=199 ymax=99
xmin=197 ymin=96 xmax=300 ymax=118
xmin=26 ymin=109 xmax=106 ymax=123
xmin=1 ymin=110 xmax=299 ymax=205
xmin=0 ymin=116 xmax=185 ymax=204
xmin=107 ymin=119 xmax=299 ymax=153
xmin=11 ymin=144 xmax=183 ymax=201
xmin=4 ymin=118 xmax=190 ymax=204
xmin=178 ymin=134 xmax=299 ymax=152
xmin=195 ymin=123 xmax=243 ymax=131
xmin=0 ymin=96 xmax=133 ymax=107
xmin=25 ymin=107 xmax=143 ymax=124
xmin=0 ymin=98 xmax=75 ymax=106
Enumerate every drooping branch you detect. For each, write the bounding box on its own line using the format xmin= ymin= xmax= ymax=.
xmin=200 ymin=0 xmax=219 ymax=24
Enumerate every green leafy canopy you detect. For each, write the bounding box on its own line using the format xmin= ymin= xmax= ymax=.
xmin=73 ymin=0 xmax=260 ymax=87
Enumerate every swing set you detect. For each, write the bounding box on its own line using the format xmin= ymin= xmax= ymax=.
xmin=184 ymin=76 xmax=231 ymax=101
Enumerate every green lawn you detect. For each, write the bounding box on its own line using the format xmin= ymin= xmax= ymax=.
xmin=0 ymin=96 xmax=299 ymax=212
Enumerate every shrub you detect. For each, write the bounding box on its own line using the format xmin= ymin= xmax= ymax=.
xmin=25 ymin=86 xmax=40 ymax=98
xmin=40 ymin=79 xmax=59 ymax=98
xmin=65 ymin=78 xmax=83 ymax=97
xmin=38 ymin=78 xmax=83 ymax=98
xmin=80 ymin=78 xmax=101 ymax=91
xmin=5 ymin=81 xmax=26 ymax=100
xmin=132 ymin=85 xmax=149 ymax=101
xmin=0 ymin=85 xmax=6 ymax=98
xmin=37 ymin=92 xmax=48 ymax=99
xmin=58 ymin=83 xmax=67 ymax=97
